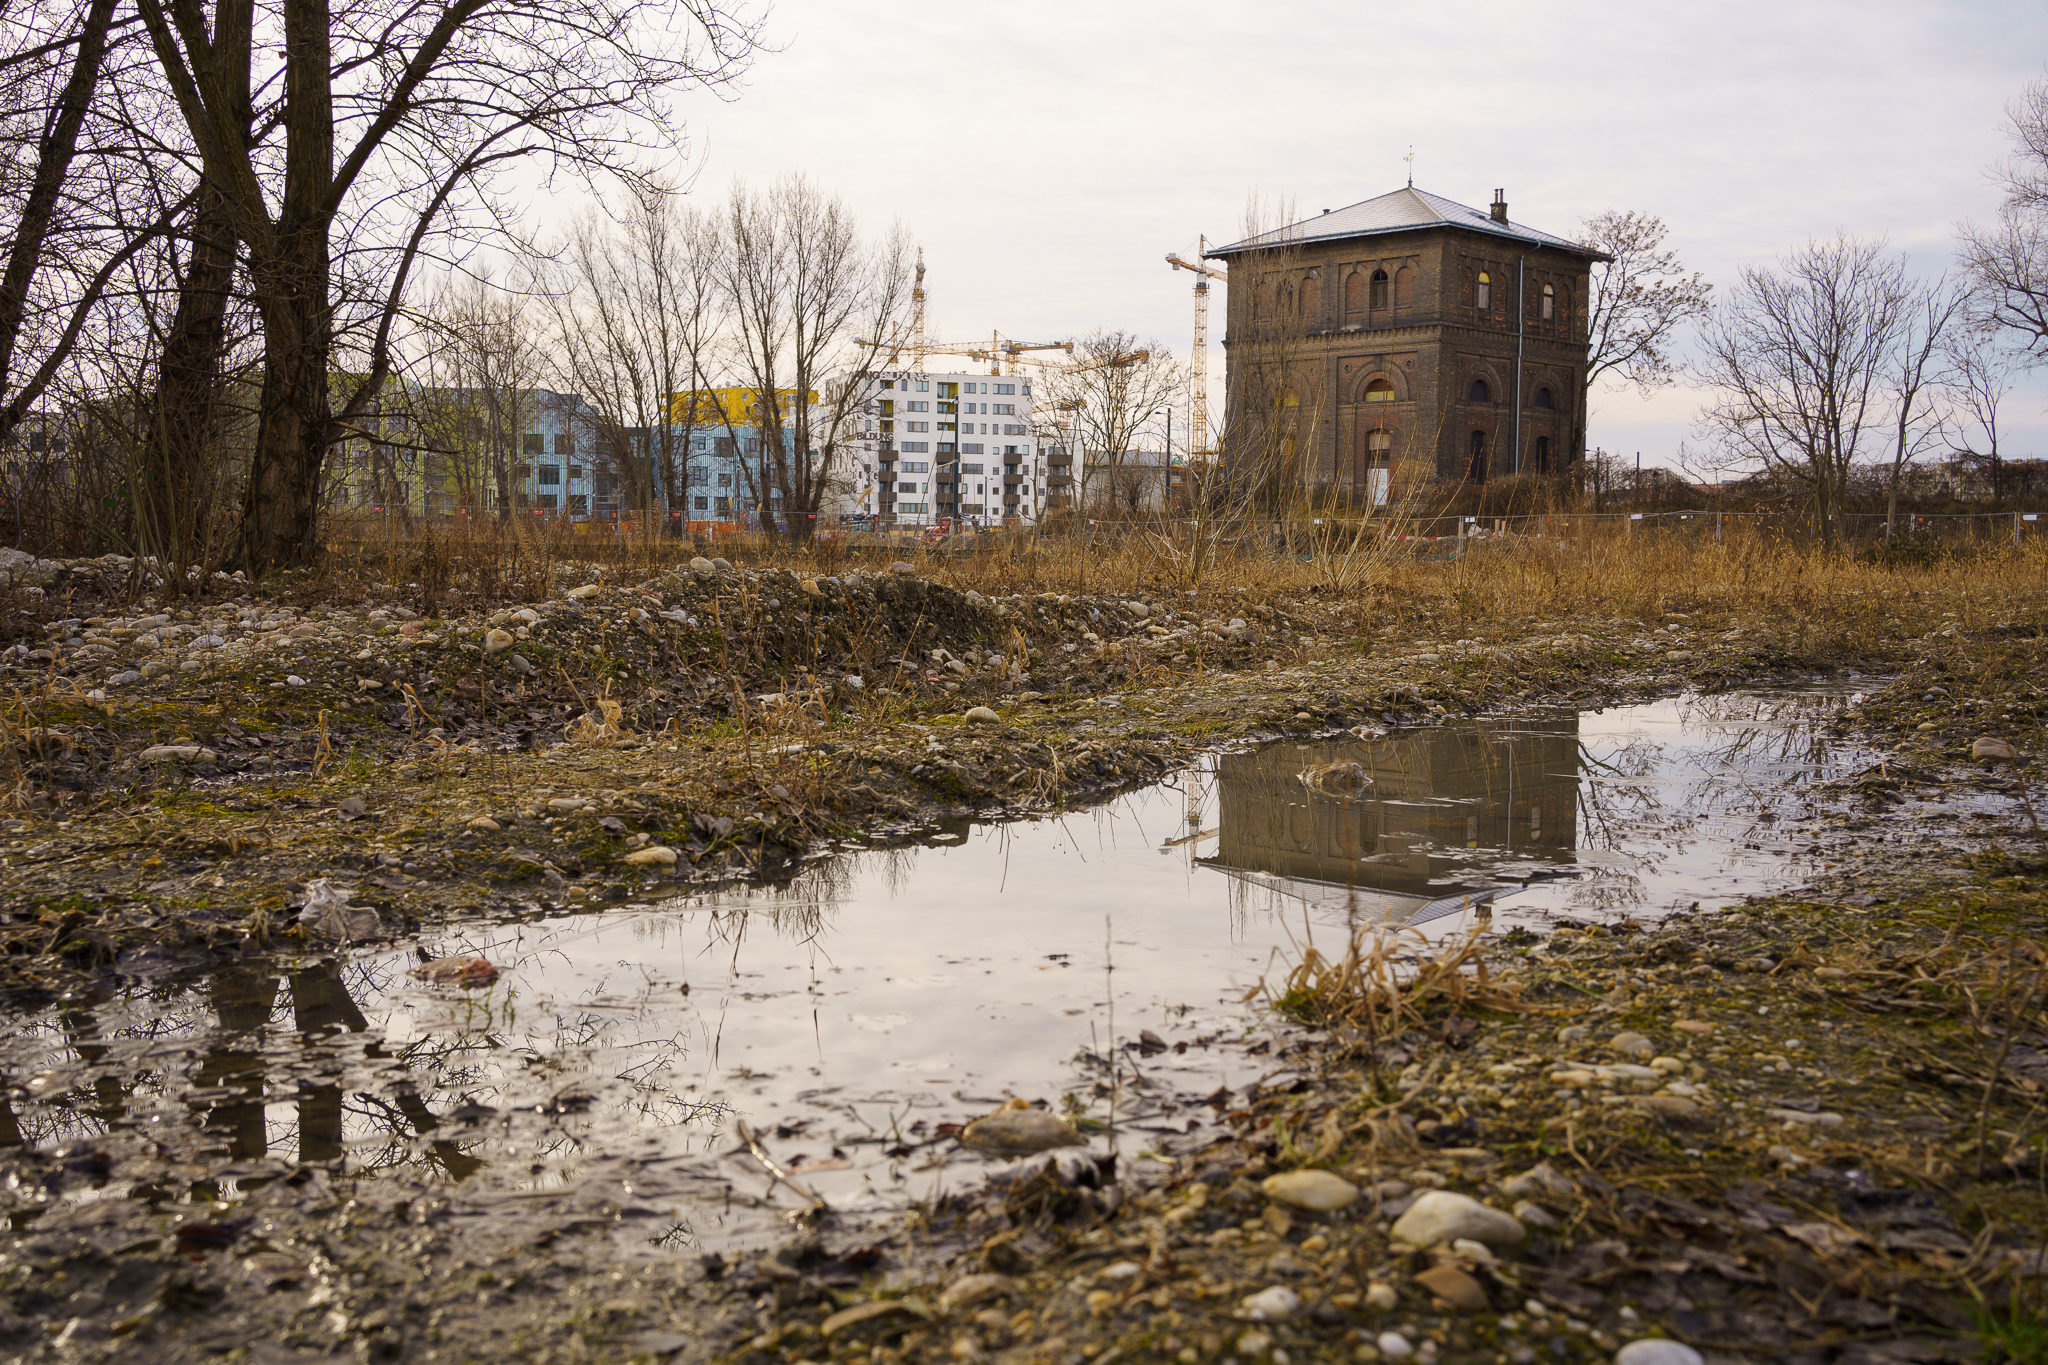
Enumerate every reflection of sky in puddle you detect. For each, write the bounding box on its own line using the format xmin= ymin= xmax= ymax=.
xmin=2 ymin=688 xmax=1888 ymax=1251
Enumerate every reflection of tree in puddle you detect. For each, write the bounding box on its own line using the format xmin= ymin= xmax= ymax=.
xmin=3 ymin=939 xmax=734 ymax=1191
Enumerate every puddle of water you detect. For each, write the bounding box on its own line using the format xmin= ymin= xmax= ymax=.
xmin=0 ymin=688 xmax=1882 ymax=1254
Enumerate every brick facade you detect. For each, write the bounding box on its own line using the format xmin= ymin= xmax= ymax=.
xmin=1208 ymin=188 xmax=1601 ymax=504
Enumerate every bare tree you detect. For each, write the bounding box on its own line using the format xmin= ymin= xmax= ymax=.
xmin=1695 ymin=235 xmax=1912 ymax=549
xmin=1945 ymin=326 xmax=2026 ymax=502
xmin=412 ymin=276 xmax=544 ymax=522
xmin=131 ymin=0 xmax=761 ymax=570
xmin=1575 ymin=210 xmax=1712 ymax=465
xmin=538 ymin=189 xmax=721 ymax=528
xmin=1032 ymin=330 xmax=1181 ymax=522
xmin=1879 ymin=274 xmax=1970 ymax=541
xmin=717 ymin=175 xmax=911 ymax=543
xmin=1960 ymin=75 xmax=2048 ymax=359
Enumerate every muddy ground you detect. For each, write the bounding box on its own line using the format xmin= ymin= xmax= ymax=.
xmin=0 ymin=549 xmax=2044 ymax=1363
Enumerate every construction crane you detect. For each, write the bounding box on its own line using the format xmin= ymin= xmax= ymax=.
xmin=994 ymin=335 xmax=1073 ymax=374
xmin=1166 ymin=237 xmax=1226 ymax=459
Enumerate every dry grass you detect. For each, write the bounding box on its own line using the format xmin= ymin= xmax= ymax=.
xmin=311 ymin=515 xmax=2048 ymax=647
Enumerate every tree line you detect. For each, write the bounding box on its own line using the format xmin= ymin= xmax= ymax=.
xmin=0 ymin=0 xmax=761 ymax=575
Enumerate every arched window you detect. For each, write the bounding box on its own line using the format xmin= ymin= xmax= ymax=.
xmin=1468 ymin=430 xmax=1489 ymax=484
xmin=1363 ymin=377 xmax=1395 ymax=403
xmin=1298 ymin=277 xmax=1317 ymax=317
xmin=1476 ymin=271 xmax=1492 ymax=310
xmin=1541 ymin=283 xmax=1555 ymax=321
xmin=1252 ymin=282 xmax=1266 ymax=318
xmin=1393 ymin=266 xmax=1413 ymax=310
xmin=1369 ymin=268 xmax=1389 ymax=310
xmin=1281 ymin=387 xmax=1301 ymax=409
xmin=1555 ymin=285 xmax=1570 ymax=330
xmin=1344 ymin=271 xmax=1364 ymax=313
xmin=1534 ymin=436 xmax=1553 ymax=473
xmin=1533 ymin=386 xmax=1554 ymax=410
xmin=1467 ymin=378 xmax=1490 ymax=403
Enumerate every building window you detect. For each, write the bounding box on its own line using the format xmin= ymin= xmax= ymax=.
xmin=694 ymin=496 xmax=708 ymax=510
xmin=538 ymin=465 xmax=562 ymax=485
xmin=1363 ymin=378 xmax=1395 ymax=403
xmin=1534 ymin=436 xmax=1553 ymax=473
xmin=569 ymin=494 xmax=589 ymax=515
xmin=1298 ymin=276 xmax=1316 ymax=316
xmin=1468 ymin=431 xmax=1489 ymax=484
xmin=568 ymin=464 xmax=584 ymax=480
xmin=1369 ymin=268 xmax=1389 ymax=310
xmin=555 ymin=433 xmax=574 ymax=455
xmin=1468 ymin=378 xmax=1490 ymax=403
xmin=1533 ymin=386 xmax=1554 ymax=410
xmin=1394 ymin=265 xmax=1413 ymax=310
xmin=1476 ymin=271 xmax=1492 ymax=310
xmin=537 ymin=491 xmax=558 ymax=510
xmin=523 ymin=433 xmax=543 ymax=454
xmin=1541 ymin=283 xmax=1555 ymax=321
xmin=1344 ymin=271 xmax=1363 ymax=313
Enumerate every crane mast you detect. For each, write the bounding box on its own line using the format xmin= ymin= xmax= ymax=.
xmin=1166 ymin=238 xmax=1226 ymax=460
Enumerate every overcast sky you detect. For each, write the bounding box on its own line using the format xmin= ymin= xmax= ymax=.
xmin=642 ymin=0 xmax=2048 ymax=468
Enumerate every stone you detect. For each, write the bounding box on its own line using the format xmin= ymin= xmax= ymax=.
xmin=1673 ymin=1019 xmax=1715 ymax=1034
xmin=890 ymin=560 xmax=916 ymax=575
xmin=689 ymin=557 xmax=715 ymax=574
xmin=1767 ymin=1108 xmax=1843 ymax=1126
xmin=1413 ymin=1264 xmax=1487 ymax=1311
xmin=409 ymin=956 xmax=500 ymax=987
xmin=1974 ymin=736 xmax=2019 ymax=762
xmin=546 ymin=796 xmax=589 ymax=811
xmin=505 ymin=653 xmax=535 ymax=676
xmin=1261 ymin=1169 xmax=1359 ymax=1213
xmin=959 ymin=1102 xmax=1084 ymax=1155
xmin=1512 ymin=1200 xmax=1559 ymax=1230
xmin=1377 ymin=1331 xmax=1415 ymax=1358
xmin=964 ymin=706 xmax=1001 ymax=725
xmin=140 ymin=744 xmax=218 ymax=762
xmin=1363 ymin=1282 xmax=1398 ymax=1312
xmin=1499 ymin=1162 xmax=1574 ymax=1202
xmin=939 ymin=1274 xmax=1009 ymax=1313
xmin=567 ymin=583 xmax=601 ymax=600
xmin=1635 ymin=1094 xmax=1706 ymax=1123
xmin=467 ymin=816 xmax=501 ymax=832
xmin=1610 ymin=1030 xmax=1654 ymax=1059
xmin=1240 ymin=1285 xmax=1299 ymax=1320
xmin=285 ymin=675 xmax=307 ymax=686
xmin=1390 ymin=1191 xmax=1524 ymax=1249
xmin=800 ymin=578 xmax=822 ymax=597
xmin=820 ymin=1299 xmax=918 ymax=1338
xmin=483 ymin=628 xmax=515 ymax=653
xmin=1614 ymin=1342 xmax=1704 ymax=1365
xmin=106 ymin=669 xmax=142 ymax=687
xmin=711 ymin=557 xmax=733 ymax=573
xmin=624 ymin=846 xmax=679 ymax=867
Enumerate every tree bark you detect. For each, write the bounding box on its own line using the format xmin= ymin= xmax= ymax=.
xmin=234 ymin=0 xmax=335 ymax=572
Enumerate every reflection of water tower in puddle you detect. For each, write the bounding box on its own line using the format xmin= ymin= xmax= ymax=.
xmin=1204 ymin=722 xmax=1582 ymax=925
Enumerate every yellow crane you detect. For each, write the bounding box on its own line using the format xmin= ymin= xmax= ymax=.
xmin=1166 ymin=238 xmax=1226 ymax=459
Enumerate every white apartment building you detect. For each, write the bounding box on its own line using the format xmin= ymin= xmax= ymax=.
xmin=844 ymin=370 xmax=1046 ymax=528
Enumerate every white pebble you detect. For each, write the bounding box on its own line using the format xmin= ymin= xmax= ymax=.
xmin=1240 ymin=1285 xmax=1299 ymax=1320
xmin=1614 ymin=1342 xmax=1703 ymax=1365
xmin=1377 ymin=1331 xmax=1414 ymax=1358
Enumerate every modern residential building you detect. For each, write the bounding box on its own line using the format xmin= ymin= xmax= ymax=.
xmin=850 ymin=370 xmax=1046 ymax=528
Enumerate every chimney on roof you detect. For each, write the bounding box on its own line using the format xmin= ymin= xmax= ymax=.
xmin=1490 ymin=189 xmax=1508 ymax=224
